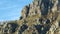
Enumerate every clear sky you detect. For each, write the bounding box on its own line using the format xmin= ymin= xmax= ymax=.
xmin=0 ymin=0 xmax=32 ymax=21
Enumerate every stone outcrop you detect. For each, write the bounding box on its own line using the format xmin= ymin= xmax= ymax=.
xmin=0 ymin=0 xmax=60 ymax=34
xmin=18 ymin=0 xmax=60 ymax=34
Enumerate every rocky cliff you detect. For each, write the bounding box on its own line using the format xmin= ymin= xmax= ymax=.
xmin=0 ymin=0 xmax=60 ymax=34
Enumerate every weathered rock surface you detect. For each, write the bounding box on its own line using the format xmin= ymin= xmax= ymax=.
xmin=0 ymin=0 xmax=60 ymax=34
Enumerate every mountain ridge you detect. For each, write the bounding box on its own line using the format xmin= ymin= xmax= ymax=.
xmin=0 ymin=0 xmax=60 ymax=34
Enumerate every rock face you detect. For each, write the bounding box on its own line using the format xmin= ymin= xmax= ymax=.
xmin=0 ymin=0 xmax=60 ymax=34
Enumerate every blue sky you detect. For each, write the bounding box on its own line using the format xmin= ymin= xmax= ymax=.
xmin=0 ymin=0 xmax=32 ymax=21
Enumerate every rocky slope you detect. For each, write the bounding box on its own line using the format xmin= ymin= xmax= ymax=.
xmin=0 ymin=0 xmax=60 ymax=34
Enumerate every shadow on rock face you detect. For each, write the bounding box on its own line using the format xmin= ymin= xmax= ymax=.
xmin=34 ymin=25 xmax=43 ymax=34
xmin=59 ymin=21 xmax=60 ymax=26
xmin=40 ymin=0 xmax=54 ymax=16
xmin=19 ymin=24 xmax=28 ymax=34
xmin=35 ymin=25 xmax=50 ymax=34
xmin=8 ymin=23 xmax=18 ymax=33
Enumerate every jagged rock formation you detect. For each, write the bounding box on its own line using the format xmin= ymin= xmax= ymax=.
xmin=0 ymin=0 xmax=60 ymax=34
xmin=0 ymin=21 xmax=18 ymax=34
